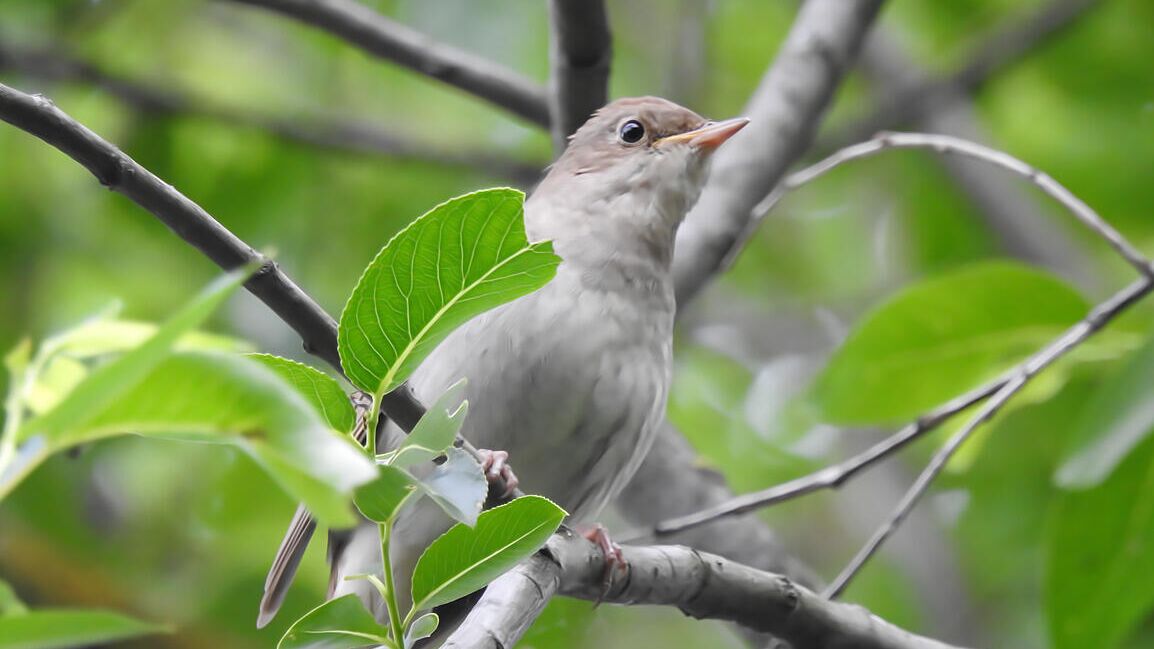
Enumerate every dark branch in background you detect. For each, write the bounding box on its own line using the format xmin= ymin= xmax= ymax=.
xmin=0 ymin=43 xmax=544 ymax=184
xmin=671 ymin=0 xmax=886 ymax=307
xmin=545 ymin=0 xmax=611 ymax=153
xmin=221 ymin=0 xmax=551 ymax=127
xmin=816 ymin=0 xmax=1102 ymax=154
xmin=645 ymin=131 xmax=1154 ymax=596
xmin=446 ymin=531 xmax=968 ymax=649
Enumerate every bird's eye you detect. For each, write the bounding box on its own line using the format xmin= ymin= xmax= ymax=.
xmin=618 ymin=119 xmax=645 ymax=145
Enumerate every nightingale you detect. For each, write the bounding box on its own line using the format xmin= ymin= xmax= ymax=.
xmin=258 ymin=96 xmax=748 ymax=629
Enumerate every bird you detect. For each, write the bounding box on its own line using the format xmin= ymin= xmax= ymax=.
xmin=258 ymin=96 xmax=749 ymax=633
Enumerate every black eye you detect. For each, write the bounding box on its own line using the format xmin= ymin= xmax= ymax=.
xmin=618 ymin=119 xmax=645 ymax=144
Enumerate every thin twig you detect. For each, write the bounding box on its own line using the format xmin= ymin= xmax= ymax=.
xmin=825 ymin=275 xmax=1153 ymax=597
xmin=222 ymin=0 xmax=550 ymax=127
xmin=757 ymin=132 xmax=1153 ymax=278
xmin=628 ymin=379 xmax=1003 ymax=541
xmin=545 ymin=0 xmax=611 ymax=153
xmin=816 ymin=0 xmax=1102 ymax=154
xmin=0 ymin=43 xmax=544 ymax=183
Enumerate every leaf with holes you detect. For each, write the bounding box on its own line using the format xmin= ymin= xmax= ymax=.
xmin=338 ymin=188 xmax=559 ymax=395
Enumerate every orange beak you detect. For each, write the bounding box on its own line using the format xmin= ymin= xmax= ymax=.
xmin=657 ymin=117 xmax=750 ymax=150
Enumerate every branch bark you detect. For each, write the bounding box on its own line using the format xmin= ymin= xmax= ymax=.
xmin=446 ymin=531 xmax=969 ymax=649
xmin=222 ymin=0 xmax=550 ymax=127
xmin=0 ymin=43 xmax=543 ymax=183
xmin=671 ymin=0 xmax=886 ymax=307
xmin=545 ymin=0 xmax=612 ymax=153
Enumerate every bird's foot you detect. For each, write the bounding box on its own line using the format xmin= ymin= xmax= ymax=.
xmin=579 ymin=523 xmax=626 ymax=603
xmin=477 ymin=449 xmax=519 ymax=499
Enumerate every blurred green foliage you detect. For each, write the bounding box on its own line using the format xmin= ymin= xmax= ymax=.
xmin=3 ymin=0 xmax=1154 ymax=648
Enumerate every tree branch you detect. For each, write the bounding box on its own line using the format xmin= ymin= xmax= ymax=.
xmin=672 ymin=0 xmax=886 ymax=307
xmin=0 ymin=42 xmax=544 ymax=184
xmin=545 ymin=0 xmax=612 ymax=152
xmin=447 ymin=531 xmax=969 ymax=649
xmin=221 ymin=0 xmax=550 ymax=127
xmin=816 ymin=0 xmax=1101 ymax=154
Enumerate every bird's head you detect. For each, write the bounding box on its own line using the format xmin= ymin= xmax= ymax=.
xmin=530 ymin=97 xmax=748 ymax=266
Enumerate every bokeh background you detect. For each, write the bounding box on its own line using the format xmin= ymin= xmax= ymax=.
xmin=2 ymin=0 xmax=1154 ymax=647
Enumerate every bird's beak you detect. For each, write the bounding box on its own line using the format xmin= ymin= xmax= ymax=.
xmin=658 ymin=117 xmax=750 ymax=150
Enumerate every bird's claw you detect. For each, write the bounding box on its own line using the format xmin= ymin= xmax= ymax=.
xmin=581 ymin=523 xmax=626 ymax=604
xmin=478 ymin=449 xmax=519 ymax=499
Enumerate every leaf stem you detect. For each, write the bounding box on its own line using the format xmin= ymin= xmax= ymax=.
xmin=380 ymin=521 xmax=405 ymax=647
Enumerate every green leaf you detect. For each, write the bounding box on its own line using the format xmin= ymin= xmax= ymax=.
xmin=0 ymin=580 xmax=27 ymax=616
xmin=14 ymin=269 xmax=252 ymax=445
xmin=417 ymin=447 xmax=487 ymax=526
xmin=0 ymin=609 xmax=166 ymax=649
xmin=354 ymin=465 xmax=418 ymax=523
xmin=278 ymin=594 xmax=388 ymax=649
xmin=338 ymin=188 xmax=560 ymax=395
xmin=1056 ymin=334 xmax=1154 ymax=488
xmin=250 ymin=354 xmax=356 ymax=434
xmin=72 ymin=352 xmax=374 ymax=527
xmin=404 ymin=612 xmax=438 ymax=649
xmin=410 ymin=495 xmax=566 ymax=613
xmin=811 ymin=262 xmax=1087 ymax=425
xmin=390 ymin=379 xmax=468 ymax=468
xmin=1046 ymin=435 xmax=1154 ymax=649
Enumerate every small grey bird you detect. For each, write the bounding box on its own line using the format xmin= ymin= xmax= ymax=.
xmin=259 ymin=96 xmax=748 ymax=629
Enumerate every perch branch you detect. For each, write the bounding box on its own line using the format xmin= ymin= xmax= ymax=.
xmin=222 ymin=0 xmax=550 ymax=127
xmin=446 ymin=531 xmax=969 ymax=649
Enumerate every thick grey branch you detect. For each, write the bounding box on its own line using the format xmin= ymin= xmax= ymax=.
xmin=0 ymin=43 xmax=543 ymax=184
xmin=223 ymin=0 xmax=550 ymax=127
xmin=449 ymin=531 xmax=968 ymax=649
xmin=546 ymin=0 xmax=611 ymax=152
xmin=672 ymin=0 xmax=885 ymax=307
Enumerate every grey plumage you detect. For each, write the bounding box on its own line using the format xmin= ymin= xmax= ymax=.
xmin=259 ymin=97 xmax=748 ymax=632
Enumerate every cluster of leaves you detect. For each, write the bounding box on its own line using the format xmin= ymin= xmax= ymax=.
xmin=0 ymin=188 xmax=566 ymax=648
xmin=800 ymin=261 xmax=1152 ymax=648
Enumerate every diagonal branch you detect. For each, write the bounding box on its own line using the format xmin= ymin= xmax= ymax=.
xmin=545 ymin=0 xmax=611 ymax=153
xmin=671 ymin=0 xmax=886 ymax=307
xmin=816 ymin=0 xmax=1102 ymax=154
xmin=446 ymin=531 xmax=969 ymax=649
xmin=0 ymin=42 xmax=544 ymax=183
xmin=221 ymin=0 xmax=550 ymax=127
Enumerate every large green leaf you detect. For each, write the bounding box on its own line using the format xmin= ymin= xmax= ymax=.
xmin=250 ymin=354 xmax=356 ymax=434
xmin=13 ymin=269 xmax=251 ymax=445
xmin=75 ymin=352 xmax=375 ymax=527
xmin=278 ymin=594 xmax=388 ymax=649
xmin=338 ymin=188 xmax=560 ymax=395
xmin=0 ymin=608 xmax=166 ymax=649
xmin=410 ymin=495 xmax=565 ymax=613
xmin=1046 ymin=435 xmax=1154 ymax=649
xmin=1056 ymin=334 xmax=1154 ymax=488
xmin=811 ymin=262 xmax=1087 ymax=425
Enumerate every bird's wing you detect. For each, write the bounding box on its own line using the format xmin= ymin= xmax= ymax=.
xmin=257 ymin=503 xmax=316 ymax=628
